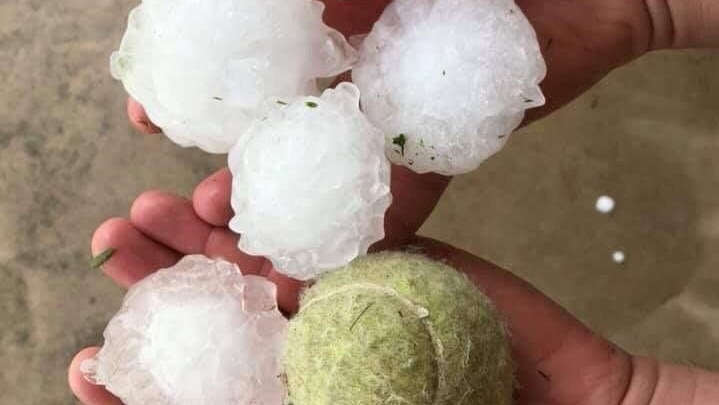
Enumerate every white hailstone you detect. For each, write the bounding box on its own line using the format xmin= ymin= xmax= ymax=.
xmin=612 ymin=251 xmax=626 ymax=264
xmin=228 ymin=83 xmax=392 ymax=281
xmin=81 ymin=255 xmax=288 ymax=405
xmin=111 ymin=0 xmax=357 ymax=153
xmin=595 ymin=195 xmax=616 ymax=214
xmin=352 ymin=0 xmax=546 ymax=175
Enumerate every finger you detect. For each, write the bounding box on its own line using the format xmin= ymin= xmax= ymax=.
xmin=192 ymin=168 xmax=233 ymax=227
xmin=68 ymin=347 xmax=123 ymax=405
xmin=518 ymin=0 xmax=651 ymax=123
xmin=204 ymin=226 xmax=270 ymax=274
xmin=193 ymin=164 xmax=449 ymax=250
xmin=127 ymin=98 xmax=161 ymax=134
xmin=131 ymin=190 xmax=277 ymax=276
xmin=195 ymin=227 xmax=303 ymax=314
xmin=413 ymin=237 xmax=631 ymax=404
xmin=131 ymin=191 xmax=212 ymax=254
xmin=375 ymin=166 xmax=451 ymax=249
xmin=253 ymin=259 xmax=303 ymax=315
xmin=646 ymin=0 xmax=719 ymax=49
xmin=92 ymin=218 xmax=181 ymax=288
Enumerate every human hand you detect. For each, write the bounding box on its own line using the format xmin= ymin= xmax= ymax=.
xmin=67 ymin=191 xmax=719 ymax=403
xmin=72 ymin=1 xmax=719 ymax=403
xmin=127 ymin=0 xmax=719 ymax=135
xmin=64 ymin=183 xmax=455 ymax=404
xmin=124 ymin=0 xmax=719 ymax=245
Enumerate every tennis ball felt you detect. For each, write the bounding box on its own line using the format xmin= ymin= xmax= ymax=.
xmin=283 ymin=252 xmax=513 ymax=405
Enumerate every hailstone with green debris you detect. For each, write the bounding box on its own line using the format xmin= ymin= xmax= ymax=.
xmin=81 ymin=255 xmax=288 ymax=405
xmin=111 ymin=0 xmax=357 ymax=153
xmin=353 ymin=0 xmax=546 ymax=175
xmin=228 ymin=83 xmax=392 ymax=281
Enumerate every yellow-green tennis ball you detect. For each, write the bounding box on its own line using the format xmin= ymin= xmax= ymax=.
xmin=284 ymin=252 xmax=513 ymax=405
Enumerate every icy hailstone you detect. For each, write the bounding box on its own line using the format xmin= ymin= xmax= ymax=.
xmin=596 ymin=195 xmax=616 ymax=214
xmin=81 ymin=255 xmax=288 ymax=405
xmin=229 ymin=83 xmax=392 ymax=281
xmin=612 ymin=251 xmax=626 ymax=264
xmin=111 ymin=0 xmax=357 ymax=153
xmin=352 ymin=0 xmax=547 ymax=175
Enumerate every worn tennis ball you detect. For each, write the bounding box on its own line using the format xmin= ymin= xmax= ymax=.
xmin=284 ymin=252 xmax=513 ymax=405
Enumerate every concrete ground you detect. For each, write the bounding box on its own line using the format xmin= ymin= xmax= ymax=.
xmin=1 ymin=1 xmax=717 ymax=404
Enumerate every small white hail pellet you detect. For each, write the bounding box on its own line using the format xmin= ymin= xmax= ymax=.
xmin=612 ymin=251 xmax=626 ymax=264
xmin=228 ymin=83 xmax=392 ymax=281
xmin=81 ymin=255 xmax=288 ymax=405
xmin=596 ymin=195 xmax=616 ymax=214
xmin=353 ymin=0 xmax=547 ymax=175
xmin=111 ymin=0 xmax=357 ymax=153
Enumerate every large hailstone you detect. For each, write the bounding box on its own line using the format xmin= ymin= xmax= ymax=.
xmin=112 ymin=0 xmax=357 ymax=153
xmin=229 ymin=83 xmax=392 ymax=281
xmin=81 ymin=255 xmax=288 ymax=405
xmin=352 ymin=0 xmax=547 ymax=175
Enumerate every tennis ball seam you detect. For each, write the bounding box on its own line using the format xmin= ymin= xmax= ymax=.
xmin=299 ymin=282 xmax=448 ymax=404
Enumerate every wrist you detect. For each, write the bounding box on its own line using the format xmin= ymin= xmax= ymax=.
xmin=621 ymin=356 xmax=719 ymax=405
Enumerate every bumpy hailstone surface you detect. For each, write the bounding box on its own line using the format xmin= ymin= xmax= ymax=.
xmin=81 ymin=255 xmax=288 ymax=405
xmin=352 ymin=0 xmax=547 ymax=175
xmin=229 ymin=83 xmax=391 ymax=281
xmin=111 ymin=0 xmax=357 ymax=153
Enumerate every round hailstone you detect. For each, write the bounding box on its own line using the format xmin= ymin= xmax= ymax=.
xmin=612 ymin=251 xmax=626 ymax=264
xmin=595 ymin=195 xmax=616 ymax=214
xmin=352 ymin=0 xmax=546 ymax=175
xmin=111 ymin=0 xmax=357 ymax=153
xmin=81 ymin=255 xmax=288 ymax=405
xmin=228 ymin=83 xmax=392 ymax=281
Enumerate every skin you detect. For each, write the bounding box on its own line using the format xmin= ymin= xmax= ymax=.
xmin=69 ymin=0 xmax=719 ymax=403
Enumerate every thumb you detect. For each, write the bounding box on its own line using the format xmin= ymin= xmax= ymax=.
xmin=127 ymin=98 xmax=161 ymax=134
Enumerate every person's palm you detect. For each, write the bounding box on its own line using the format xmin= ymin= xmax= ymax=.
xmin=69 ymin=1 xmax=703 ymax=404
xmin=70 ymin=198 xmax=632 ymax=405
xmin=122 ymin=0 xmax=669 ymax=258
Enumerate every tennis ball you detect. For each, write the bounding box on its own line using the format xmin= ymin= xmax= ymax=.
xmin=283 ymin=252 xmax=513 ymax=405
